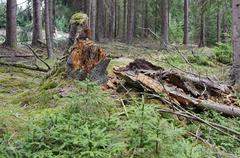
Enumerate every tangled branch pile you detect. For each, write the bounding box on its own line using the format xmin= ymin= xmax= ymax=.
xmin=114 ymin=59 xmax=240 ymax=116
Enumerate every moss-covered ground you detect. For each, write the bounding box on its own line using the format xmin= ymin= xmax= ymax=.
xmin=0 ymin=43 xmax=239 ymax=157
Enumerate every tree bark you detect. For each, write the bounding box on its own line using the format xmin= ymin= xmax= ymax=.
xmin=161 ymin=0 xmax=169 ymax=48
xmin=199 ymin=13 xmax=206 ymax=47
xmin=109 ymin=0 xmax=115 ymax=41
xmin=32 ymin=0 xmax=43 ymax=46
xmin=96 ymin=0 xmax=104 ymax=41
xmin=114 ymin=0 xmax=118 ymax=38
xmin=230 ymin=0 xmax=240 ymax=85
xmin=127 ymin=0 xmax=135 ymax=44
xmin=4 ymin=0 xmax=17 ymax=48
xmin=122 ymin=0 xmax=127 ymax=41
xmin=45 ymin=0 xmax=53 ymax=58
xmin=199 ymin=0 xmax=206 ymax=47
xmin=90 ymin=0 xmax=97 ymax=40
xmin=217 ymin=10 xmax=222 ymax=43
xmin=68 ymin=23 xmax=78 ymax=47
xmin=183 ymin=0 xmax=189 ymax=45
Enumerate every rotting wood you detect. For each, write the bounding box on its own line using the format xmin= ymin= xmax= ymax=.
xmin=113 ymin=59 xmax=240 ymax=117
xmin=66 ymin=39 xmax=110 ymax=83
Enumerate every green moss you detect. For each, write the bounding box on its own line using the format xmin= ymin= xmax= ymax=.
xmin=70 ymin=12 xmax=88 ymax=25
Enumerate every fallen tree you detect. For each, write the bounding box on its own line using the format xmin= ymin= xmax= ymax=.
xmin=114 ymin=59 xmax=240 ymax=117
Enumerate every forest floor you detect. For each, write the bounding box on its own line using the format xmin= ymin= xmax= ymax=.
xmin=0 ymin=42 xmax=239 ymax=157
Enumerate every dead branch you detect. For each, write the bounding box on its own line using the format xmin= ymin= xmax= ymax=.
xmin=0 ymin=61 xmax=49 ymax=72
xmin=156 ymin=107 xmax=240 ymax=141
xmin=23 ymin=44 xmax=51 ymax=70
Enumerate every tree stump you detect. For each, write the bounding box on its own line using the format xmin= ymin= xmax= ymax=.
xmin=66 ymin=39 xmax=110 ymax=84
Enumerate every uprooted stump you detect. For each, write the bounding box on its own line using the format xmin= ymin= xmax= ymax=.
xmin=114 ymin=59 xmax=240 ymax=117
xmin=66 ymin=40 xmax=110 ymax=84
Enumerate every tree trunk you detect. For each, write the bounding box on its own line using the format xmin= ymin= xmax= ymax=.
xmin=68 ymin=23 xmax=78 ymax=47
xmin=230 ymin=0 xmax=240 ymax=85
xmin=199 ymin=0 xmax=206 ymax=47
xmin=183 ymin=0 xmax=189 ymax=45
xmin=4 ymin=0 xmax=17 ymax=48
xmin=217 ymin=11 xmax=222 ymax=43
xmin=161 ymin=0 xmax=169 ymax=48
xmin=126 ymin=0 xmax=135 ymax=44
xmin=109 ymin=0 xmax=115 ymax=41
xmin=49 ymin=0 xmax=54 ymax=38
xmin=90 ymin=0 xmax=97 ymax=40
xmin=122 ymin=0 xmax=127 ymax=41
xmin=199 ymin=12 xmax=206 ymax=47
xmin=96 ymin=0 xmax=104 ymax=41
xmin=45 ymin=0 xmax=53 ymax=58
xmin=32 ymin=0 xmax=43 ymax=46
xmin=52 ymin=0 xmax=56 ymax=35
xmin=114 ymin=0 xmax=118 ymax=38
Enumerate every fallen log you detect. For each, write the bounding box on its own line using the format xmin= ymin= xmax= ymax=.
xmin=114 ymin=59 xmax=240 ymax=117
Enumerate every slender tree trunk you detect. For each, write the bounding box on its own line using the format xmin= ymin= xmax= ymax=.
xmin=183 ymin=0 xmax=189 ymax=45
xmin=230 ymin=0 xmax=240 ymax=85
xmin=4 ymin=0 xmax=17 ymax=48
xmin=109 ymin=0 xmax=115 ymax=41
xmin=122 ymin=0 xmax=127 ymax=41
xmin=141 ymin=1 xmax=145 ymax=37
xmin=68 ymin=24 xmax=78 ymax=47
xmin=96 ymin=0 xmax=104 ymax=41
xmin=114 ymin=0 xmax=118 ymax=38
xmin=49 ymin=0 xmax=54 ymax=38
xmin=161 ymin=0 xmax=169 ymax=48
xmin=52 ymin=0 xmax=56 ymax=34
xmin=32 ymin=0 xmax=42 ymax=46
xmin=45 ymin=0 xmax=53 ymax=58
xmin=217 ymin=10 xmax=222 ymax=43
xmin=199 ymin=13 xmax=206 ymax=47
xmin=90 ymin=0 xmax=97 ymax=40
xmin=127 ymin=0 xmax=135 ymax=44
xmin=199 ymin=0 xmax=206 ymax=47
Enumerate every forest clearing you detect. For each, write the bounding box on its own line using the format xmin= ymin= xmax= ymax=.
xmin=1 ymin=0 xmax=240 ymax=158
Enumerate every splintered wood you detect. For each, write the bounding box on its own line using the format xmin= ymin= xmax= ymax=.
xmin=113 ymin=59 xmax=240 ymax=117
xmin=66 ymin=39 xmax=110 ymax=83
xmin=69 ymin=40 xmax=107 ymax=72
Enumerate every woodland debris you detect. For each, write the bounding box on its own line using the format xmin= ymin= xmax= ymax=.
xmin=0 ymin=61 xmax=49 ymax=72
xmin=66 ymin=39 xmax=110 ymax=83
xmin=114 ymin=59 xmax=240 ymax=117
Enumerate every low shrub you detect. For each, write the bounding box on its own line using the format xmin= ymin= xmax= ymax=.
xmin=213 ymin=42 xmax=232 ymax=64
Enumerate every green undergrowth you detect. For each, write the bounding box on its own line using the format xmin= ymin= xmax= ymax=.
xmin=0 ymin=81 xmax=219 ymax=158
xmin=0 ymin=44 xmax=238 ymax=157
xmin=0 ymin=76 xmax=239 ymax=157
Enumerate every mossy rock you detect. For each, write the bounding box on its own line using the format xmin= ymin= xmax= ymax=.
xmin=70 ymin=12 xmax=88 ymax=25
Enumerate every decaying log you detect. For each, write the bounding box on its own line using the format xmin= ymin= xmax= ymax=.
xmin=66 ymin=39 xmax=110 ymax=83
xmin=114 ymin=59 xmax=240 ymax=116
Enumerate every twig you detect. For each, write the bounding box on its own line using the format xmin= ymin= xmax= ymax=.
xmin=187 ymin=131 xmax=214 ymax=148
xmin=120 ymin=99 xmax=129 ymax=118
